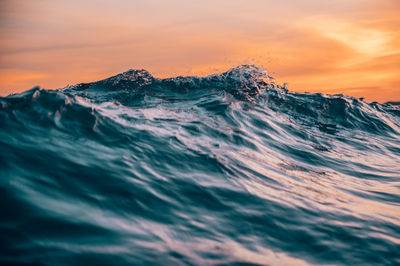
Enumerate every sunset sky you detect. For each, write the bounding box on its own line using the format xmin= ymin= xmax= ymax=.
xmin=0 ymin=0 xmax=399 ymax=102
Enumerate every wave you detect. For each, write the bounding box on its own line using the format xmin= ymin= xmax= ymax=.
xmin=1 ymin=65 xmax=399 ymax=265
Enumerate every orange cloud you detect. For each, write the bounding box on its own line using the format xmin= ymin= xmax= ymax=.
xmin=0 ymin=0 xmax=399 ymax=102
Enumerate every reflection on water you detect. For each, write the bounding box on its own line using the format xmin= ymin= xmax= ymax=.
xmin=1 ymin=65 xmax=399 ymax=265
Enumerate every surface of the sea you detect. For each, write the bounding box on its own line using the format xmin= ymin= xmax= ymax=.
xmin=1 ymin=65 xmax=399 ymax=265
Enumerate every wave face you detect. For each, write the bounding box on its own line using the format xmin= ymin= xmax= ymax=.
xmin=1 ymin=65 xmax=400 ymax=265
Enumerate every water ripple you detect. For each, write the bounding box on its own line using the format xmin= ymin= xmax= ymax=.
xmin=1 ymin=65 xmax=399 ymax=265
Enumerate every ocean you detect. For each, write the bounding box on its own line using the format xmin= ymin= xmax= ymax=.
xmin=1 ymin=65 xmax=399 ymax=265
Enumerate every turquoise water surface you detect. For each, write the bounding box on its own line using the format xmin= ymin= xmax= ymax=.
xmin=1 ymin=65 xmax=399 ymax=265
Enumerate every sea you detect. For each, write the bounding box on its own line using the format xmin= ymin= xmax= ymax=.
xmin=1 ymin=65 xmax=399 ymax=265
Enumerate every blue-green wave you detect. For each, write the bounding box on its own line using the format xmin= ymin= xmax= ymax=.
xmin=1 ymin=65 xmax=399 ymax=265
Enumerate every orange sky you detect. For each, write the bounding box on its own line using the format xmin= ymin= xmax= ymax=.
xmin=0 ymin=0 xmax=399 ymax=102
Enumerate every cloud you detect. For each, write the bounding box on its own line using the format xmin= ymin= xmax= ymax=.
xmin=0 ymin=0 xmax=399 ymax=102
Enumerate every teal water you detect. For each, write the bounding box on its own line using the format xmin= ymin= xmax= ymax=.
xmin=1 ymin=65 xmax=399 ymax=265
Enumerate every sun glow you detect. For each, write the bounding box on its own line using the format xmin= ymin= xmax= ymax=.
xmin=0 ymin=0 xmax=399 ymax=102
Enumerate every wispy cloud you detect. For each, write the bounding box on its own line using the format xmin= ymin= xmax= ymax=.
xmin=0 ymin=0 xmax=399 ymax=102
